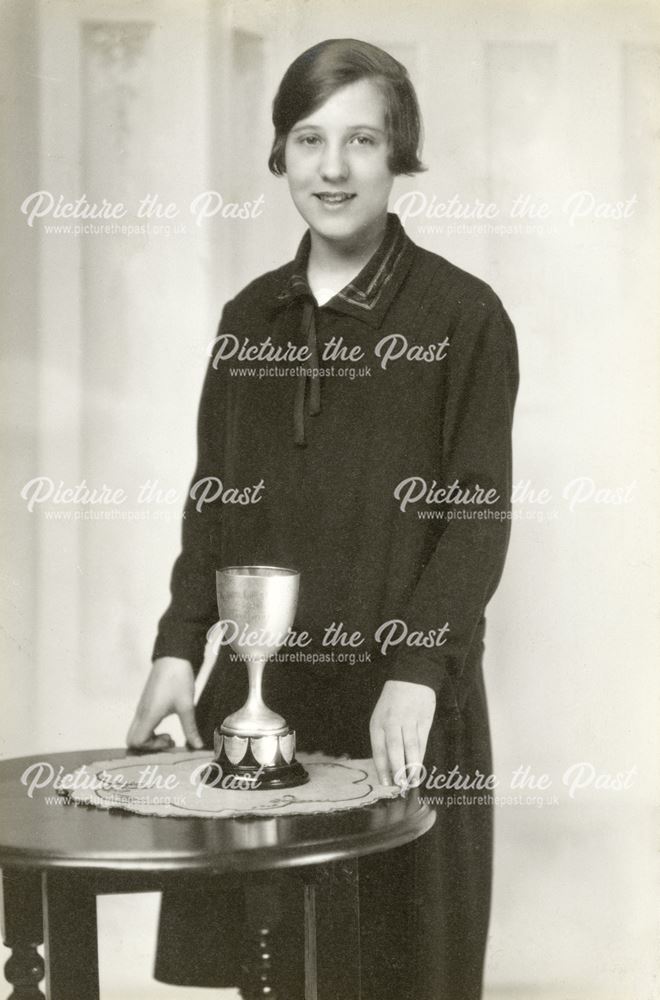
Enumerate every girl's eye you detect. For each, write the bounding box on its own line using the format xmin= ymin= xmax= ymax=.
xmin=352 ymin=135 xmax=376 ymax=145
xmin=298 ymin=134 xmax=321 ymax=146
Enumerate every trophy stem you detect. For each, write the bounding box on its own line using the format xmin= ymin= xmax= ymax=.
xmin=221 ymin=657 xmax=288 ymax=736
xmin=246 ymin=657 xmax=266 ymax=715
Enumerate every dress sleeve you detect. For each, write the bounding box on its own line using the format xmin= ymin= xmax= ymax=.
xmin=151 ymin=302 xmax=233 ymax=675
xmin=384 ymin=292 xmax=519 ymax=708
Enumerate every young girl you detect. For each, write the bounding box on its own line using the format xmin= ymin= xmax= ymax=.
xmin=128 ymin=38 xmax=518 ymax=1000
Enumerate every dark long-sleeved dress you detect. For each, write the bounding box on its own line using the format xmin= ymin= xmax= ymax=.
xmin=152 ymin=213 xmax=519 ymax=1000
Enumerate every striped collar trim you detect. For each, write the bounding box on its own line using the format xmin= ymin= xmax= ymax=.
xmin=276 ymin=212 xmax=410 ymax=313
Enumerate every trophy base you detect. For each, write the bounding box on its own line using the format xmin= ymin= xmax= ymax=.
xmin=201 ymin=727 xmax=310 ymax=791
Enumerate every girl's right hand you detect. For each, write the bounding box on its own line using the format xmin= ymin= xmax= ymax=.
xmin=126 ymin=656 xmax=204 ymax=751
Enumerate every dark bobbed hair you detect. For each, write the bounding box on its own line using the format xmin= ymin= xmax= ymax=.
xmin=268 ymin=38 xmax=426 ymax=177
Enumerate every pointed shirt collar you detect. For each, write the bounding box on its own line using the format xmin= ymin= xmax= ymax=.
xmin=273 ymin=212 xmax=415 ymax=329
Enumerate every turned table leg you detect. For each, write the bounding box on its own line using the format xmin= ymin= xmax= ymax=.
xmin=1 ymin=870 xmax=45 ymax=1000
xmin=303 ymin=858 xmax=361 ymax=1000
xmin=42 ymin=872 xmax=99 ymax=1000
xmin=240 ymin=876 xmax=286 ymax=1000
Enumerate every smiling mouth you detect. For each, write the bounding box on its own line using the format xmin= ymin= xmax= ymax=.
xmin=313 ymin=193 xmax=357 ymax=204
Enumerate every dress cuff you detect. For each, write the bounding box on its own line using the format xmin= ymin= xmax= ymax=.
xmin=383 ymin=651 xmax=462 ymax=722
xmin=152 ymin=627 xmax=208 ymax=676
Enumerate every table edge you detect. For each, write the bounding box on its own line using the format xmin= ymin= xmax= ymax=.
xmin=0 ymin=805 xmax=436 ymax=875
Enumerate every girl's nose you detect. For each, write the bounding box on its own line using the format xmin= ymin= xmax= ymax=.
xmin=319 ymin=143 xmax=349 ymax=182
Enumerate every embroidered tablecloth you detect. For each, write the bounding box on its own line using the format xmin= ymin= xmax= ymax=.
xmin=63 ymin=750 xmax=400 ymax=819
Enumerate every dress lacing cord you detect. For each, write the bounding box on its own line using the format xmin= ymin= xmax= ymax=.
xmin=293 ymin=297 xmax=321 ymax=447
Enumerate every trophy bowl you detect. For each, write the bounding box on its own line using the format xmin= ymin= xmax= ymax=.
xmin=203 ymin=565 xmax=309 ymax=791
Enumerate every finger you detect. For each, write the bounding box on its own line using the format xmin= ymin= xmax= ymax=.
xmin=127 ymin=704 xmax=166 ymax=749
xmin=417 ymin=718 xmax=432 ymax=766
xmin=146 ymin=733 xmax=175 ymax=752
xmin=126 ymin=714 xmax=153 ymax=749
xmin=127 ymin=730 xmax=173 ymax=753
xmin=385 ymin=724 xmax=406 ymax=788
xmin=178 ymin=705 xmax=204 ymax=750
xmin=402 ymin=725 xmax=422 ymax=782
xmin=370 ymin=725 xmax=391 ymax=786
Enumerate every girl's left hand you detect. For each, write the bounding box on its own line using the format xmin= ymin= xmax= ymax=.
xmin=369 ymin=679 xmax=436 ymax=787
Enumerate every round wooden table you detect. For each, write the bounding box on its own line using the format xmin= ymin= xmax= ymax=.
xmin=0 ymin=748 xmax=435 ymax=1000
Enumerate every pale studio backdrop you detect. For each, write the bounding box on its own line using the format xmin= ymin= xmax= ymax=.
xmin=1 ymin=0 xmax=659 ymax=998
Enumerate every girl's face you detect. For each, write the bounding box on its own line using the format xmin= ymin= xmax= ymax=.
xmin=284 ymin=78 xmax=395 ymax=248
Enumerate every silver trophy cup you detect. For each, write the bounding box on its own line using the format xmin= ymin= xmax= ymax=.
xmin=206 ymin=565 xmax=309 ymax=790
